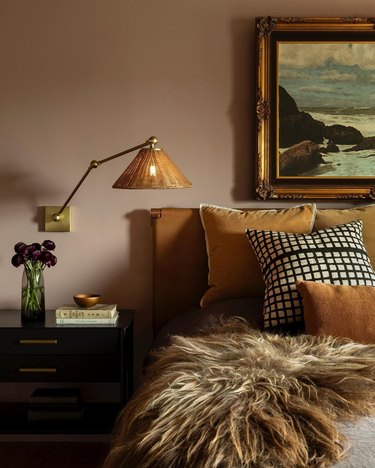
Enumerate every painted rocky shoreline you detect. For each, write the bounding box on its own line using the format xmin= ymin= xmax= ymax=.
xmin=279 ymin=86 xmax=375 ymax=176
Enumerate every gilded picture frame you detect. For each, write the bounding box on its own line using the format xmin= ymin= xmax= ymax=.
xmin=255 ymin=17 xmax=375 ymax=200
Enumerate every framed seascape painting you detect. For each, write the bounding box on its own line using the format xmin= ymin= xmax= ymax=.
xmin=255 ymin=17 xmax=375 ymax=199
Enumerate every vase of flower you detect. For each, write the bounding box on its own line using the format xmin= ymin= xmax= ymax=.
xmin=21 ymin=261 xmax=45 ymax=321
xmin=12 ymin=240 xmax=57 ymax=322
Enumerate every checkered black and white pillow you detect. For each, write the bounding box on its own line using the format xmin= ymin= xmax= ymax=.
xmin=246 ymin=220 xmax=375 ymax=329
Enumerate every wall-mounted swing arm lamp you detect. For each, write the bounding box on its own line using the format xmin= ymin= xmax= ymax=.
xmin=43 ymin=136 xmax=192 ymax=232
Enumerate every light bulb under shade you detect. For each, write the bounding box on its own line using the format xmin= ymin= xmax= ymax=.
xmin=112 ymin=148 xmax=192 ymax=189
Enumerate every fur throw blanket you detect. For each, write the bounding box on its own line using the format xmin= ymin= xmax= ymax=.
xmin=104 ymin=319 xmax=375 ymax=468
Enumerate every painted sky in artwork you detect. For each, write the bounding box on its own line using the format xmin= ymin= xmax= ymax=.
xmin=278 ymin=43 xmax=375 ymax=108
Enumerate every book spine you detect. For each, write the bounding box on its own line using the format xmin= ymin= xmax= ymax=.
xmin=56 ymin=317 xmax=118 ymax=324
xmin=55 ymin=310 xmax=116 ymax=318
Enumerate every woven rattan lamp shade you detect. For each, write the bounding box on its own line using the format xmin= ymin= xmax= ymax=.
xmin=112 ymin=148 xmax=192 ymax=189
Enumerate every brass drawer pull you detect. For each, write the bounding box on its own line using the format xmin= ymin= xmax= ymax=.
xmin=19 ymin=339 xmax=58 ymax=345
xmin=19 ymin=368 xmax=57 ymax=373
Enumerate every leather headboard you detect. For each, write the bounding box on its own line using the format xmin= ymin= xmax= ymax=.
xmin=150 ymin=208 xmax=209 ymax=333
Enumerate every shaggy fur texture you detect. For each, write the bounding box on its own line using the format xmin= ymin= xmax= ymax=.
xmin=104 ymin=319 xmax=375 ymax=468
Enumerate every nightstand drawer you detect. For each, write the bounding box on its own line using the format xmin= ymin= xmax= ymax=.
xmin=0 ymin=355 xmax=120 ymax=382
xmin=0 ymin=329 xmax=119 ymax=355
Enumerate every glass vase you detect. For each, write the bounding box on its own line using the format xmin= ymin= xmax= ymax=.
xmin=21 ymin=263 xmax=45 ymax=322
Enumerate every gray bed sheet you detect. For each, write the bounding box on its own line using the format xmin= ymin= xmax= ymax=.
xmin=151 ymin=298 xmax=375 ymax=467
xmin=335 ymin=417 xmax=375 ymax=467
xmin=152 ymin=296 xmax=264 ymax=349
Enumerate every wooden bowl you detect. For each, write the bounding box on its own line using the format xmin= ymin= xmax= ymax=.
xmin=73 ymin=294 xmax=101 ymax=308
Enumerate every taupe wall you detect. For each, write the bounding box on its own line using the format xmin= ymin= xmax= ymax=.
xmin=0 ymin=0 xmax=373 ymax=376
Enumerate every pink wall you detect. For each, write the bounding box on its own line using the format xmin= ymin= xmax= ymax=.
xmin=0 ymin=0 xmax=373 ymax=377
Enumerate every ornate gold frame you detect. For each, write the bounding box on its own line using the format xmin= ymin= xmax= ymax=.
xmin=255 ymin=17 xmax=375 ymax=200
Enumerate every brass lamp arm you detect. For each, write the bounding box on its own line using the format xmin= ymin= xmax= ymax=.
xmin=52 ymin=136 xmax=157 ymax=221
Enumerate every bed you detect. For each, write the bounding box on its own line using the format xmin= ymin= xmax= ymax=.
xmin=104 ymin=204 xmax=375 ymax=468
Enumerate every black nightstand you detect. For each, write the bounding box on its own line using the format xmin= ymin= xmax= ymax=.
xmin=0 ymin=309 xmax=134 ymax=437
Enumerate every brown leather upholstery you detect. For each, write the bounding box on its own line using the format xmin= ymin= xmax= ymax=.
xmin=151 ymin=208 xmax=209 ymax=333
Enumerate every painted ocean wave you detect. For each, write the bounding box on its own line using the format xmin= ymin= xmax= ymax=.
xmin=299 ymin=147 xmax=375 ymax=177
xmin=300 ymin=107 xmax=375 ymax=138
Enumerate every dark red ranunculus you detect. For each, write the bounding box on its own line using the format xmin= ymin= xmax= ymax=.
xmin=31 ymin=250 xmax=42 ymax=261
xmin=11 ymin=254 xmax=24 ymax=267
xmin=41 ymin=251 xmax=52 ymax=263
xmin=14 ymin=242 xmax=27 ymax=254
xmin=24 ymin=245 xmax=36 ymax=255
xmin=42 ymin=240 xmax=56 ymax=251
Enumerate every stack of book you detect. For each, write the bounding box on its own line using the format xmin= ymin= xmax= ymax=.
xmin=28 ymin=388 xmax=85 ymax=422
xmin=55 ymin=304 xmax=118 ymax=325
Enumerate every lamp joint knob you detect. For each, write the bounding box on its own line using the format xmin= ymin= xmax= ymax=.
xmin=90 ymin=160 xmax=100 ymax=169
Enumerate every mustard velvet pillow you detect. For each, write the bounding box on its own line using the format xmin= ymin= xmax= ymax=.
xmin=314 ymin=204 xmax=375 ymax=268
xmin=296 ymin=281 xmax=375 ymax=344
xmin=199 ymin=203 xmax=316 ymax=307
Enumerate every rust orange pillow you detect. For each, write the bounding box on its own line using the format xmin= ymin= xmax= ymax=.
xmin=296 ymin=281 xmax=375 ymax=344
